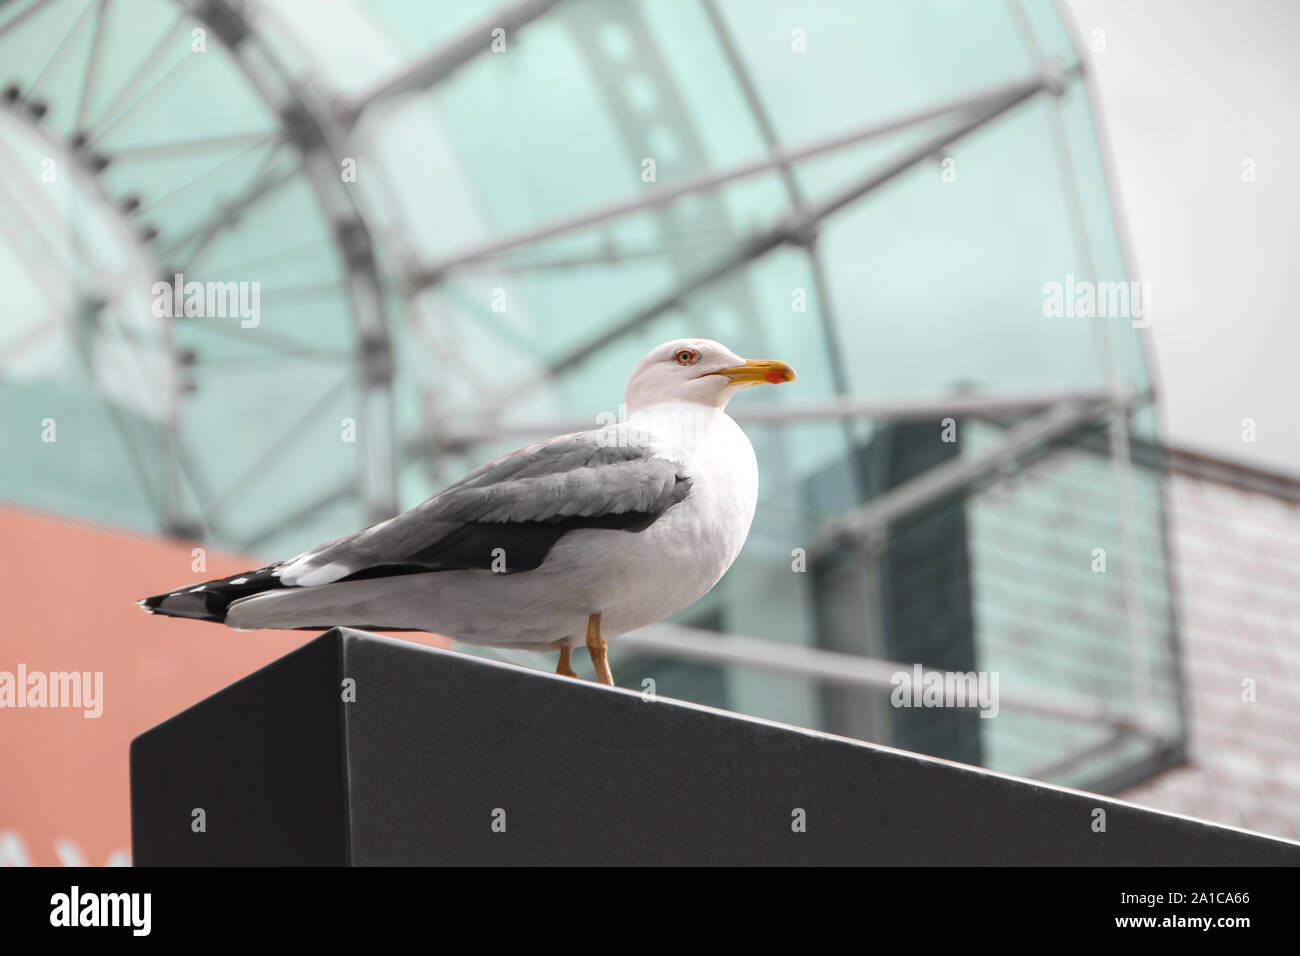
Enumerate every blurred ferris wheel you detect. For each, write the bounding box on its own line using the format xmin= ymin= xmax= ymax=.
xmin=0 ymin=0 xmax=403 ymax=554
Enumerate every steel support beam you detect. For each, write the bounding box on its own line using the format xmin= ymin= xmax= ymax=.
xmin=1026 ymin=727 xmax=1133 ymax=782
xmin=816 ymin=390 xmax=1133 ymax=554
xmin=409 ymin=74 xmax=1062 ymax=287
xmin=421 ymin=387 xmax=1124 ymax=455
xmin=339 ymin=0 xmax=564 ymax=125
xmin=619 ymin=622 xmax=1152 ymax=736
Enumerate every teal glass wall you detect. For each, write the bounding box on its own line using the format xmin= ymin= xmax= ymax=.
xmin=0 ymin=0 xmax=1179 ymax=791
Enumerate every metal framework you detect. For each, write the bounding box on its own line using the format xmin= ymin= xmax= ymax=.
xmin=337 ymin=0 xmax=563 ymax=127
xmin=425 ymin=386 xmax=1130 ymax=454
xmin=621 ymin=621 xmax=1149 ymax=736
xmin=0 ymin=0 xmax=1173 ymax=788
xmin=815 ymin=390 xmax=1138 ymax=556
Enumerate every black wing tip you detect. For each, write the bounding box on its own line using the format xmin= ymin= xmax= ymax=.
xmin=136 ymin=589 xmax=226 ymax=624
xmin=136 ymin=565 xmax=287 ymax=625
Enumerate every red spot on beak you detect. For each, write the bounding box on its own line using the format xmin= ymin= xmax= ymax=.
xmin=766 ymin=368 xmax=792 ymax=384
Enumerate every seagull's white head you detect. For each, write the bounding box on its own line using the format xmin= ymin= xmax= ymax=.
xmin=624 ymin=338 xmax=796 ymax=411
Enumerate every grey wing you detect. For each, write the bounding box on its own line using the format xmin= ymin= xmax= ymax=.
xmin=276 ymin=427 xmax=691 ymax=587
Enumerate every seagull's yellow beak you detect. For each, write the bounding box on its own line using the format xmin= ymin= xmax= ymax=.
xmin=712 ymin=358 xmax=797 ymax=387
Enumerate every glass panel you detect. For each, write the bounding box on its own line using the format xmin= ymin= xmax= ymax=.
xmin=0 ymin=0 xmax=1179 ymax=791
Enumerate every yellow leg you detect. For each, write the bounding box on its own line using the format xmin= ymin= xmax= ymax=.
xmin=585 ymin=613 xmax=614 ymax=686
xmin=556 ymin=645 xmax=578 ymax=678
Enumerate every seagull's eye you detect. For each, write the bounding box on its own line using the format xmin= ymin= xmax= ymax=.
xmin=675 ymin=348 xmax=699 ymax=366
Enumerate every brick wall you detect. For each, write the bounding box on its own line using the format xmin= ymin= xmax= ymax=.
xmin=1121 ymin=458 xmax=1300 ymax=840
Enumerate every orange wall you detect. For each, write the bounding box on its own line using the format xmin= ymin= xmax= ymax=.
xmin=0 ymin=505 xmax=449 ymax=866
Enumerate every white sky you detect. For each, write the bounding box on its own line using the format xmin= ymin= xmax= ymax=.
xmin=1062 ymin=0 xmax=1300 ymax=476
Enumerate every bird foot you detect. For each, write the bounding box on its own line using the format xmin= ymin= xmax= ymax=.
xmin=586 ymin=613 xmax=615 ymax=686
xmin=556 ymin=645 xmax=579 ymax=678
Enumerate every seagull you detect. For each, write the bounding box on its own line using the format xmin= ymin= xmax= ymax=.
xmin=138 ymin=338 xmax=795 ymax=685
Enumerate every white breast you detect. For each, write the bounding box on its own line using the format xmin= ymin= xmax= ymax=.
xmin=538 ymin=401 xmax=759 ymax=639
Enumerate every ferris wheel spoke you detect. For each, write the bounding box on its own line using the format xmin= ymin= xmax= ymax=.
xmin=133 ymin=131 xmax=280 ymax=218
xmin=21 ymin=0 xmax=93 ymax=102
xmin=73 ymin=0 xmax=107 ymax=131
xmin=179 ymin=164 xmax=299 ymax=271
xmin=183 ymin=321 xmax=352 ymax=365
xmin=192 ymin=232 xmax=328 ymax=277
xmin=179 ymin=313 xmax=348 ymax=358
xmin=0 ymin=0 xmax=58 ymax=41
xmin=156 ymin=142 xmax=293 ymax=267
xmin=192 ymin=349 xmax=351 ymax=367
xmin=85 ymin=50 xmax=192 ymax=148
xmin=79 ymin=9 xmax=185 ymax=138
xmin=205 ymin=372 xmax=351 ymax=525
xmin=61 ymin=302 xmax=168 ymax=523
xmin=254 ymin=280 xmax=351 ymax=303
xmin=170 ymin=432 xmax=226 ymax=540
xmin=109 ymin=129 xmax=277 ymax=162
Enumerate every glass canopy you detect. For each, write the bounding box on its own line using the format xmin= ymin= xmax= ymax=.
xmin=0 ymin=0 xmax=1179 ymax=792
